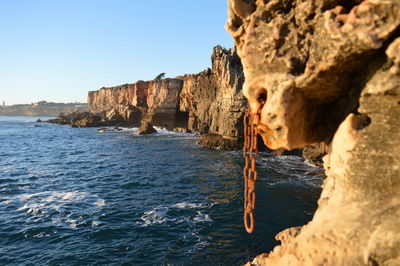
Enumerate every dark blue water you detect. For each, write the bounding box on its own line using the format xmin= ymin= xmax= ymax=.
xmin=0 ymin=116 xmax=324 ymax=265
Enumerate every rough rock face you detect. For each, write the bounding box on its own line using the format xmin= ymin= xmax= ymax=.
xmin=137 ymin=122 xmax=157 ymax=135
xmin=46 ymin=111 xmax=103 ymax=127
xmin=86 ymin=46 xmax=246 ymax=150
xmin=88 ymin=79 xmax=184 ymax=129
xmin=88 ymin=84 xmax=134 ymax=113
xmin=180 ymin=68 xmax=216 ymax=133
xmin=146 ymin=79 xmax=185 ymax=129
xmin=180 ymin=46 xmax=247 ymax=148
xmin=302 ymin=143 xmax=328 ymax=167
xmin=226 ymin=0 xmax=400 ymax=265
xmin=198 ymin=133 xmax=243 ymax=150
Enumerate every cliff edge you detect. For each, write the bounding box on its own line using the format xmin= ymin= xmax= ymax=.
xmin=87 ymin=46 xmax=247 ymax=149
xmin=226 ymin=0 xmax=400 ymax=264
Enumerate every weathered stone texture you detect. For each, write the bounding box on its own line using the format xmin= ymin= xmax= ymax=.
xmin=87 ymin=79 xmax=184 ymax=129
xmin=227 ymin=0 xmax=400 ymax=265
xmin=180 ymin=46 xmax=247 ymax=148
xmin=86 ymin=46 xmax=246 ymax=149
xmin=88 ymin=84 xmax=135 ymax=113
xmin=180 ymin=68 xmax=216 ymax=133
xmin=227 ymin=0 xmax=400 ymax=150
xmin=302 ymin=143 xmax=328 ymax=167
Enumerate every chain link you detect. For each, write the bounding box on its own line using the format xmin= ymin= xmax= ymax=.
xmin=243 ymin=106 xmax=261 ymax=234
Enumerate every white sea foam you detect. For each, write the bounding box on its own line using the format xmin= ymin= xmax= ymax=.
xmin=120 ymin=127 xmax=137 ymax=132
xmin=66 ymin=219 xmax=78 ymax=229
xmin=187 ymin=232 xmax=210 ymax=253
xmin=153 ymin=127 xmax=196 ymax=137
xmin=92 ymin=220 xmax=101 ymax=227
xmin=8 ymin=191 xmax=105 ymax=229
xmin=137 ymin=202 xmax=213 ymax=227
xmin=193 ymin=211 xmax=212 ymax=222
xmin=94 ymin=199 xmax=105 ymax=207
xmin=32 ymin=232 xmax=50 ymax=238
xmin=139 ymin=207 xmax=168 ymax=227
xmin=172 ymin=202 xmax=204 ymax=209
xmin=15 ymin=191 xmax=104 ymax=207
xmin=258 ymin=155 xmax=324 ymax=188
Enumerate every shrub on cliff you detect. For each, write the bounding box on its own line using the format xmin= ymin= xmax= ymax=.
xmin=154 ymin=73 xmax=165 ymax=80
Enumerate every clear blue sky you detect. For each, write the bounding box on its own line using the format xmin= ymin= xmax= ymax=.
xmin=0 ymin=0 xmax=233 ymax=104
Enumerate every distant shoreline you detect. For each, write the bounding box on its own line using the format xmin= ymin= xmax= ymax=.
xmin=0 ymin=101 xmax=89 ymax=117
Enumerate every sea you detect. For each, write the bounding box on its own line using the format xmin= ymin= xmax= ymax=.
xmin=0 ymin=116 xmax=325 ymax=265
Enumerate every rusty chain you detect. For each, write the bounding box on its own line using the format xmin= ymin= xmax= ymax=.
xmin=243 ymin=106 xmax=261 ymax=234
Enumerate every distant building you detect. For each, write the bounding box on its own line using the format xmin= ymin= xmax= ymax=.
xmin=2 ymin=101 xmax=4 ymax=108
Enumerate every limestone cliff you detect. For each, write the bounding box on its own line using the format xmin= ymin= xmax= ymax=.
xmin=86 ymin=46 xmax=246 ymax=149
xmin=87 ymin=79 xmax=185 ymax=128
xmin=226 ymin=0 xmax=400 ymax=265
xmin=180 ymin=46 xmax=246 ymax=148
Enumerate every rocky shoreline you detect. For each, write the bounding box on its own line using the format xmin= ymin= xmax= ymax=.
xmin=0 ymin=101 xmax=88 ymax=117
xmin=46 ymin=46 xmax=247 ymax=151
xmin=45 ymin=45 xmax=325 ymax=165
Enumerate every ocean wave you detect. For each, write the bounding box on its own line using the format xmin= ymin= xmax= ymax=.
xmin=94 ymin=126 xmax=196 ymax=138
xmin=119 ymin=127 xmax=137 ymax=132
xmin=139 ymin=207 xmax=168 ymax=226
xmin=5 ymin=191 xmax=105 ymax=229
xmin=257 ymin=155 xmax=325 ymax=188
xmin=193 ymin=211 xmax=212 ymax=222
xmin=171 ymin=202 xmax=205 ymax=209
xmin=137 ymin=201 xmax=213 ymax=227
xmin=153 ymin=127 xmax=196 ymax=137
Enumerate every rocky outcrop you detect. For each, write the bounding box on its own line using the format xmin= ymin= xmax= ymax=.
xmin=137 ymin=122 xmax=157 ymax=135
xmin=46 ymin=111 xmax=103 ymax=127
xmin=198 ymin=133 xmax=242 ymax=150
xmin=227 ymin=0 xmax=400 ymax=265
xmin=88 ymin=79 xmax=184 ymax=129
xmin=302 ymin=143 xmax=328 ymax=167
xmin=85 ymin=46 xmax=246 ymax=150
xmin=180 ymin=46 xmax=246 ymax=149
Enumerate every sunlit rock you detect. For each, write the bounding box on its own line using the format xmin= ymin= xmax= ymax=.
xmin=227 ymin=0 xmax=400 ymax=264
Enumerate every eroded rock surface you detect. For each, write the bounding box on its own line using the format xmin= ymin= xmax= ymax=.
xmin=46 ymin=111 xmax=103 ymax=127
xmin=180 ymin=46 xmax=247 ymax=149
xmin=88 ymin=79 xmax=184 ymax=129
xmin=137 ymin=122 xmax=157 ymax=135
xmin=86 ymin=46 xmax=246 ymax=150
xmin=302 ymin=143 xmax=328 ymax=167
xmin=227 ymin=0 xmax=400 ymax=264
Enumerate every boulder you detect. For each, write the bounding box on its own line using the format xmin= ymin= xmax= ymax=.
xmin=198 ymin=133 xmax=242 ymax=150
xmin=137 ymin=122 xmax=157 ymax=135
xmin=45 ymin=111 xmax=103 ymax=127
xmin=70 ymin=111 xmax=103 ymax=127
xmin=302 ymin=143 xmax=328 ymax=167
